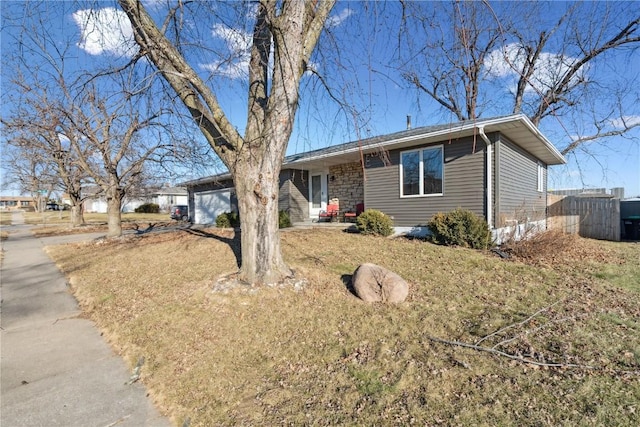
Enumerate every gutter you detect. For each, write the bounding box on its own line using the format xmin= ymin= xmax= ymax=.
xmin=478 ymin=125 xmax=493 ymax=229
xmin=519 ymin=115 xmax=566 ymax=164
xmin=283 ymin=117 xmax=514 ymax=167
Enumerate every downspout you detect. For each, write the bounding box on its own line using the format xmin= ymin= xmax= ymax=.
xmin=478 ymin=126 xmax=493 ymax=229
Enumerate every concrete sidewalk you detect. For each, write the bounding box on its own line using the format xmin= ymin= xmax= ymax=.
xmin=1 ymin=212 xmax=171 ymax=427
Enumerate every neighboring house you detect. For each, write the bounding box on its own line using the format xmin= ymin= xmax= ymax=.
xmin=83 ymin=186 xmax=188 ymax=213
xmin=151 ymin=187 xmax=188 ymax=213
xmin=0 ymin=196 xmax=36 ymax=211
xmin=181 ymin=114 xmax=566 ymax=239
xmin=84 ymin=196 xmax=151 ymax=213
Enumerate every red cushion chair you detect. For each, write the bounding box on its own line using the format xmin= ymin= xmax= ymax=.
xmin=318 ymin=203 xmax=339 ymax=222
xmin=343 ymin=202 xmax=364 ymax=222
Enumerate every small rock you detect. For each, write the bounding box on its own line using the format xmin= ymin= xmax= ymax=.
xmin=352 ymin=263 xmax=409 ymax=303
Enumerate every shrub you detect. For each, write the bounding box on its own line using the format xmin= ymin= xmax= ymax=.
xmin=427 ymin=208 xmax=492 ymax=249
xmin=356 ymin=209 xmax=394 ymax=237
xmin=216 ymin=211 xmax=240 ymax=228
xmin=278 ymin=210 xmax=292 ymax=229
xmin=215 ymin=213 xmax=230 ymax=228
xmin=134 ymin=203 xmax=160 ymax=213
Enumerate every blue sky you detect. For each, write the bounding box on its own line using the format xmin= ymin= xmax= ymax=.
xmin=1 ymin=1 xmax=639 ymax=197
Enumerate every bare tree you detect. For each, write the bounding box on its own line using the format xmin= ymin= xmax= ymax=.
xmin=400 ymin=1 xmax=640 ymax=155
xmin=60 ymin=75 xmax=171 ymax=237
xmin=2 ymin=73 xmax=91 ymax=224
xmin=2 ymin=2 xmax=89 ymax=223
xmin=118 ymin=0 xmax=335 ymax=284
xmin=401 ymin=0 xmax=507 ymax=122
xmin=0 ymin=141 xmax=57 ymax=212
xmin=1 ymin=1 xmax=173 ymax=234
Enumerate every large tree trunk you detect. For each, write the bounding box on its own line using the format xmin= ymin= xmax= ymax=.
xmin=118 ymin=0 xmax=335 ymax=285
xmin=67 ymin=189 xmax=85 ymax=227
xmin=105 ymin=184 xmax=123 ymax=238
xmin=233 ymin=158 xmax=292 ymax=285
xmin=71 ymin=204 xmax=84 ymax=227
xmin=70 ymin=203 xmax=85 ymax=227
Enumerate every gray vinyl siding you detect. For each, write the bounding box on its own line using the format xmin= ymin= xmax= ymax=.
xmin=364 ymin=136 xmax=486 ymax=227
xmin=279 ymin=169 xmax=309 ymax=222
xmin=496 ymin=136 xmax=547 ymax=226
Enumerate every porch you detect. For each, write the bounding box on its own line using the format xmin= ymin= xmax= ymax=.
xmin=294 ymin=162 xmax=364 ymax=223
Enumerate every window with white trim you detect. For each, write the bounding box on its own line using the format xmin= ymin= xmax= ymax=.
xmin=400 ymin=146 xmax=443 ymax=197
xmin=537 ymin=161 xmax=544 ymax=192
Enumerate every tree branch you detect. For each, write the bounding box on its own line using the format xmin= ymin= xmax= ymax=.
xmin=428 ymin=335 xmax=598 ymax=370
xmin=118 ymin=0 xmax=242 ymax=161
xmin=475 ymin=300 xmax=562 ymax=346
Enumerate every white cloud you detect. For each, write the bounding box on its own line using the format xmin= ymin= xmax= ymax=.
xmin=212 ymin=24 xmax=252 ymax=54
xmin=199 ymin=60 xmax=249 ymax=80
xmin=326 ymin=8 xmax=354 ymax=28
xmin=200 ymin=8 xmax=352 ymax=80
xmin=609 ymin=115 xmax=640 ymax=129
xmin=199 ymin=24 xmax=252 ymax=79
xmin=72 ymin=7 xmax=136 ymax=57
xmin=484 ymin=43 xmax=587 ymax=95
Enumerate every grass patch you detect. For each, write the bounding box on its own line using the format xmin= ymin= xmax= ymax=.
xmin=24 ymin=211 xmax=170 ymax=225
xmin=27 ymin=212 xmax=174 ymax=237
xmin=0 ymin=211 xmax=12 ymax=226
xmin=47 ymin=229 xmax=640 ymax=426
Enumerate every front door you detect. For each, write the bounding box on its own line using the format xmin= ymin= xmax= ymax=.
xmin=309 ymin=171 xmax=328 ymax=219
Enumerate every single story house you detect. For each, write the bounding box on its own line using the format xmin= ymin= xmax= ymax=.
xmin=152 ymin=186 xmax=188 ymax=212
xmin=83 ymin=186 xmax=187 ymax=213
xmin=0 ymin=196 xmax=37 ymax=211
xmin=181 ymin=114 xmax=566 ymax=239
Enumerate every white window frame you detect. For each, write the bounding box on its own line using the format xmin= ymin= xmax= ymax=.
xmin=399 ymin=145 xmax=444 ymax=198
xmin=537 ymin=161 xmax=544 ymax=192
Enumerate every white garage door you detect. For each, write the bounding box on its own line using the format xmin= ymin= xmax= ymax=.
xmin=194 ymin=189 xmax=232 ymax=225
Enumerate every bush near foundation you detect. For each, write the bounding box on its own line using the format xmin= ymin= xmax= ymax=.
xmin=427 ymin=208 xmax=492 ymax=249
xmin=216 ymin=212 xmax=240 ymax=228
xmin=356 ymin=209 xmax=394 ymax=237
xmin=134 ymin=203 xmax=160 ymax=213
xmin=279 ymin=210 xmax=292 ymax=229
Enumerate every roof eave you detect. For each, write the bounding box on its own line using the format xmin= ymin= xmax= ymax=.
xmin=284 ymin=114 xmax=567 ymax=167
xmin=181 ymin=115 xmax=566 ymax=186
xmin=515 ymin=115 xmax=566 ymax=165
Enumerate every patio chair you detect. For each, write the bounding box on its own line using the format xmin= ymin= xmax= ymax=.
xmin=343 ymin=202 xmax=364 ymax=222
xmin=318 ymin=201 xmax=340 ymax=222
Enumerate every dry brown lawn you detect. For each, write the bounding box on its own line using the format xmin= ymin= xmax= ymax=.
xmin=27 ymin=212 xmax=174 ymax=237
xmin=47 ymin=228 xmax=640 ymax=426
xmin=0 ymin=211 xmax=12 ymax=226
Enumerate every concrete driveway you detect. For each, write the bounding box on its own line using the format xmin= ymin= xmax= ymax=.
xmin=1 ymin=212 xmax=171 ymax=427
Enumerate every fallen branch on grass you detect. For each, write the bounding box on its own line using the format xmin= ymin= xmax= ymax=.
xmin=491 ymin=316 xmax=578 ymax=350
xmin=428 ymin=336 xmax=640 ymax=377
xmin=430 ymin=298 xmax=640 ymax=375
xmin=475 ymin=300 xmax=562 ymax=346
xmin=428 ymin=335 xmax=596 ymax=370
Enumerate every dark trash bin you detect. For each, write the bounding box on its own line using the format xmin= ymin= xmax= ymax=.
xmin=623 ymin=216 xmax=640 ymax=240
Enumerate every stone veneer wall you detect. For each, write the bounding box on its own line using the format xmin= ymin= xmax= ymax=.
xmin=328 ymin=162 xmax=364 ymax=213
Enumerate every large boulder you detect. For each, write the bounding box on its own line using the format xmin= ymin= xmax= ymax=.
xmin=352 ymin=263 xmax=409 ymax=303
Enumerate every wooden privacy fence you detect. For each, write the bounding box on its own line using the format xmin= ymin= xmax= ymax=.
xmin=547 ymin=195 xmax=620 ymax=241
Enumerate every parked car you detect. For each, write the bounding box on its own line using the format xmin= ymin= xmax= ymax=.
xmin=45 ymin=202 xmax=60 ymax=211
xmin=170 ymin=205 xmax=189 ymax=221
